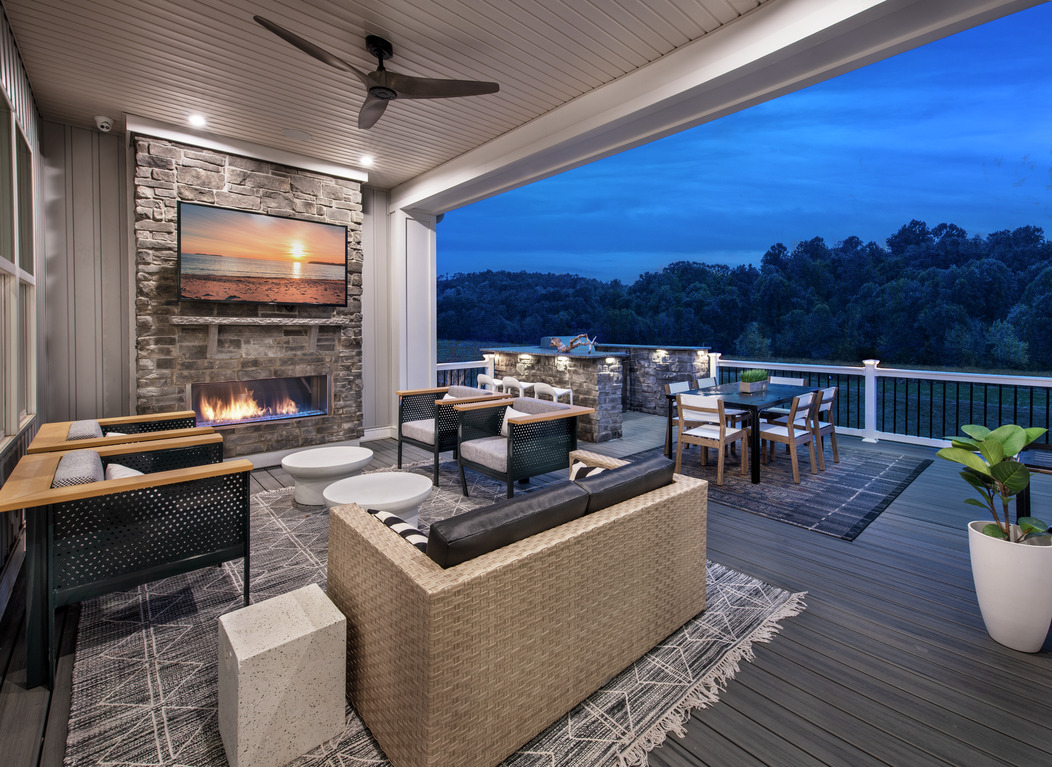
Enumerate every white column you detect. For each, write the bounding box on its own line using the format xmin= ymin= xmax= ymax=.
xmin=391 ymin=209 xmax=438 ymax=391
xmin=863 ymin=359 xmax=880 ymax=443
xmin=709 ymin=352 xmax=721 ymax=381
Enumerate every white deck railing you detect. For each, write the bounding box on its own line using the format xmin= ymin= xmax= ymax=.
xmin=711 ymin=353 xmax=1052 ymax=447
xmin=435 ymin=359 xmax=493 ymax=388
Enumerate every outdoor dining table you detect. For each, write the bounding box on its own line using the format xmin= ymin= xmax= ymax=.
xmin=664 ymin=381 xmax=820 ymax=484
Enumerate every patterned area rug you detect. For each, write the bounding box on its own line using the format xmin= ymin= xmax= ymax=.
xmin=664 ymin=443 xmax=931 ymax=540
xmin=65 ymin=463 xmax=805 ymax=767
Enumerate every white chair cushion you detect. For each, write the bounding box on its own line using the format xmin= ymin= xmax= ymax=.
xmin=401 ymin=418 xmax=436 ymax=445
xmin=105 ymin=463 xmax=145 ymax=480
xmin=684 ymin=424 xmax=745 ymax=441
xmin=500 ymin=406 xmax=530 ymax=438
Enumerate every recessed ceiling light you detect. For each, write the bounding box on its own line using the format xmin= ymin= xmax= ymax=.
xmin=360 ymin=154 xmax=375 ymax=167
xmin=188 ymin=113 xmax=207 ymax=127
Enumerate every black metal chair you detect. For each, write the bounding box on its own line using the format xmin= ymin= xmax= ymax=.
xmin=0 ymin=434 xmax=252 ymax=689
xmin=396 ymin=385 xmax=502 ymax=484
xmin=455 ymin=397 xmax=594 ymax=498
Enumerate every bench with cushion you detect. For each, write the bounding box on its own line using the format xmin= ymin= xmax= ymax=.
xmin=327 ymin=450 xmax=707 ymax=767
xmin=455 ymin=396 xmax=595 ymax=497
xmin=397 ymin=385 xmax=501 ymax=484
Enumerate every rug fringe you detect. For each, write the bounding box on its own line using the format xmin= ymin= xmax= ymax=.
xmin=620 ymin=590 xmax=808 ymax=767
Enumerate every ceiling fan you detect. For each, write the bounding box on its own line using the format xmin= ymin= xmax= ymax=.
xmin=254 ymin=16 xmax=500 ymax=129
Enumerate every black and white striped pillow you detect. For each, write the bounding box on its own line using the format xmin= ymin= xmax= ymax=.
xmin=367 ymin=509 xmax=428 ymax=552
xmin=569 ymin=460 xmax=606 ymax=481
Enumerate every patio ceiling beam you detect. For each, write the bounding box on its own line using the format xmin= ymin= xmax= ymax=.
xmin=388 ymin=0 xmax=1041 ymax=216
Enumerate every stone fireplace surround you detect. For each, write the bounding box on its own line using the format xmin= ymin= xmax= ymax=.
xmin=133 ymin=137 xmax=364 ymax=458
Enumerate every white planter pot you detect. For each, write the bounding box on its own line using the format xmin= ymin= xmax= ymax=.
xmin=968 ymin=520 xmax=1052 ymax=653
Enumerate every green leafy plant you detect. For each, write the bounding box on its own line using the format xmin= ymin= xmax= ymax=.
xmin=740 ymin=369 xmax=769 ymax=383
xmin=936 ymin=424 xmax=1049 ymax=541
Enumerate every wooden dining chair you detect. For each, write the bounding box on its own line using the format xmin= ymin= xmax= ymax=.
xmin=675 ymin=394 xmax=748 ymax=485
xmin=756 ymin=391 xmax=819 ymax=483
xmin=665 ymin=380 xmax=696 ymax=453
xmin=814 ymin=386 xmax=840 ymax=470
xmin=762 ymin=376 xmax=806 ymax=422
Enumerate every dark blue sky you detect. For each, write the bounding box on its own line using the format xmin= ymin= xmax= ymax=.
xmin=438 ymin=3 xmax=1051 ymax=283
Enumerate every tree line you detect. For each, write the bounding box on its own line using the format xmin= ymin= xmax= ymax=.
xmin=437 ymin=220 xmax=1052 ymax=371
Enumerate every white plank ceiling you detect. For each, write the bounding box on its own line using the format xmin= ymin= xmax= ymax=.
xmin=3 ymin=0 xmax=767 ymax=189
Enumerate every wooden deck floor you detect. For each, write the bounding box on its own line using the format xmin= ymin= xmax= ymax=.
xmin=2 ymin=411 xmax=1050 ymax=766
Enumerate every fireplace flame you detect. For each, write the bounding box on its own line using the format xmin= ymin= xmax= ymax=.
xmin=198 ymin=382 xmax=300 ymax=425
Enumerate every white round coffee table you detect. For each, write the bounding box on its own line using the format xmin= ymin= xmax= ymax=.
xmin=322 ymin=472 xmax=434 ymax=527
xmin=281 ymin=446 xmax=374 ymax=505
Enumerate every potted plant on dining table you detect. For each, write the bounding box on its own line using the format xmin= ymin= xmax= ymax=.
xmin=937 ymin=424 xmax=1052 ymax=652
xmin=738 ymin=369 xmax=769 ymax=394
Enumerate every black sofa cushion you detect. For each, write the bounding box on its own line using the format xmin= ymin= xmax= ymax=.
xmin=427 ymin=482 xmax=589 ymax=568
xmin=572 ymin=454 xmax=676 ymax=514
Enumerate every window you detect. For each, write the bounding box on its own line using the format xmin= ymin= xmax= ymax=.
xmin=0 ymin=101 xmax=34 ymax=443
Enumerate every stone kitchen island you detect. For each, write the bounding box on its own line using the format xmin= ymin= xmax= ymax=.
xmin=481 ymin=341 xmax=711 ymax=443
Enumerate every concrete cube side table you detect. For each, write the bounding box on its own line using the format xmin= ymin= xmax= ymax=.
xmin=218 ymin=583 xmax=346 ymax=767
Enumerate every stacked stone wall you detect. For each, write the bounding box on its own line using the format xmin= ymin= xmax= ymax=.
xmin=600 ymin=347 xmax=711 ymax=416
xmin=133 ymin=137 xmax=364 ymax=457
xmin=491 ymin=353 xmax=623 ymax=442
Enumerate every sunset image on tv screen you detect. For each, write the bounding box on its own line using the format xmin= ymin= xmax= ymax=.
xmin=178 ymin=203 xmax=348 ymax=305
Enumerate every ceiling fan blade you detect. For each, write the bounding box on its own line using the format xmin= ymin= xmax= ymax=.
xmin=253 ymin=16 xmax=371 ymax=87
xmin=358 ymin=95 xmax=390 ymax=129
xmin=381 ymin=71 xmax=500 ymax=100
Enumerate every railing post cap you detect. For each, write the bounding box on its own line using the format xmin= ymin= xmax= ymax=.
xmin=863 ymin=359 xmax=880 ymax=367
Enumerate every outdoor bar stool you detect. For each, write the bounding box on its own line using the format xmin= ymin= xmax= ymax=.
xmin=477 ymin=373 xmax=503 ymax=392
xmin=501 ymin=376 xmax=535 ymax=398
xmin=533 ymin=381 xmax=573 ymax=405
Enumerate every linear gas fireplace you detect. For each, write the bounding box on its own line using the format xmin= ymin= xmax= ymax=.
xmin=188 ymin=375 xmax=331 ymax=428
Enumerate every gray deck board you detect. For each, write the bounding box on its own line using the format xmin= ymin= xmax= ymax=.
xmin=3 ymin=413 xmax=1051 ymax=767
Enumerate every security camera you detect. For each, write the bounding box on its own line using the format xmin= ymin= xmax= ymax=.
xmin=94 ymin=115 xmax=113 ymax=133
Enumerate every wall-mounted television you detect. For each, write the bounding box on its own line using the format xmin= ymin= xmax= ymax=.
xmin=177 ymin=202 xmax=348 ymax=306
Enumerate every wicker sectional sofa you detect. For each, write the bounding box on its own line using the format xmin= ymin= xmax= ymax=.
xmin=327 ymin=450 xmax=708 ymax=767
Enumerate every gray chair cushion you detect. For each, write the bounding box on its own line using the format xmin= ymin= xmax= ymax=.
xmin=460 ymin=436 xmax=507 ymax=472
xmin=51 ymin=450 xmax=105 ymax=488
xmin=67 ymin=419 xmax=103 ymax=441
xmin=447 ymin=385 xmax=490 ymax=399
xmin=573 ymin=454 xmax=676 ymax=514
xmin=508 ymin=397 xmax=569 ymax=416
xmin=427 ymin=482 xmax=589 ymax=568
xmin=401 ymin=418 xmax=436 ymax=445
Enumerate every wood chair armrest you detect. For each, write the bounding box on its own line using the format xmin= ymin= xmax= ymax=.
xmin=27 ymin=426 xmax=215 ymax=454
xmin=435 ymin=393 xmax=501 ymax=407
xmin=0 ymin=458 xmax=252 ymax=513
xmin=507 ymin=405 xmax=595 ymax=425
xmin=97 ymin=410 xmax=197 ymax=427
xmin=396 ymin=386 xmax=449 ymax=397
xmin=453 ymin=398 xmax=516 ymax=412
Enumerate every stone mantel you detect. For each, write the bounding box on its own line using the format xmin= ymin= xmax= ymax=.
xmin=170 ymin=316 xmax=355 ymax=355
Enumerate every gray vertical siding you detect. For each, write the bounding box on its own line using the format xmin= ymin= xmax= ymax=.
xmin=40 ymin=122 xmax=129 ymax=422
xmin=361 ymin=186 xmax=395 ymax=436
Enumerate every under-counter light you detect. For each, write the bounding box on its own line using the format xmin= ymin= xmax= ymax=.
xmin=188 ymin=113 xmax=207 ymax=128
xmin=606 ymin=357 xmax=617 ymax=364
xmin=519 ymin=354 xmax=533 ymax=361
xmin=360 ymin=154 xmax=375 ymax=167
